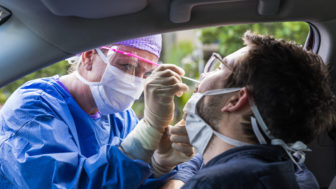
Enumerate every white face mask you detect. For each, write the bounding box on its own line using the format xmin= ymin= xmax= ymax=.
xmin=183 ymin=88 xmax=251 ymax=155
xmin=184 ymin=87 xmax=311 ymax=170
xmin=75 ymin=48 xmax=145 ymax=115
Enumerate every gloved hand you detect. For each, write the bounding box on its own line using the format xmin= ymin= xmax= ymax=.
xmin=120 ymin=65 xmax=189 ymax=162
xmin=151 ymin=120 xmax=194 ymax=177
xmin=144 ymin=65 xmax=189 ymax=132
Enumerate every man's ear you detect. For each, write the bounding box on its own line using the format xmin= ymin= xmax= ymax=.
xmin=81 ymin=50 xmax=95 ymax=71
xmin=221 ymin=87 xmax=249 ymax=112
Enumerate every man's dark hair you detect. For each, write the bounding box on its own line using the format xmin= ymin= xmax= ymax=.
xmin=225 ymin=31 xmax=336 ymax=144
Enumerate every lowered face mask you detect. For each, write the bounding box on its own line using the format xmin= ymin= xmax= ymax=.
xmin=75 ymin=48 xmax=145 ymax=115
xmin=184 ymin=87 xmax=311 ymax=170
xmin=183 ymin=88 xmax=251 ymax=155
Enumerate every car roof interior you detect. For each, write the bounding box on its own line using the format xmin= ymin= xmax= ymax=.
xmin=1 ymin=0 xmax=336 ymax=187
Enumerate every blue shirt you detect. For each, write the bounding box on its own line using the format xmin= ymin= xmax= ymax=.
xmin=174 ymin=152 xmax=319 ymax=189
xmin=0 ymin=76 xmax=168 ymax=188
xmin=180 ymin=145 xmax=318 ymax=189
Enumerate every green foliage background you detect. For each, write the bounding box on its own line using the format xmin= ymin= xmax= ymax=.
xmin=200 ymin=22 xmax=309 ymax=56
xmin=0 ymin=22 xmax=309 ymax=123
xmin=0 ymin=61 xmax=70 ymax=104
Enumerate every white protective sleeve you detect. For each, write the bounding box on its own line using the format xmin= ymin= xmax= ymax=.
xmin=120 ymin=119 xmax=163 ymax=162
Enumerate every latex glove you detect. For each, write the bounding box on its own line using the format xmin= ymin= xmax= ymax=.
xmin=120 ymin=65 xmax=188 ymax=162
xmin=144 ymin=64 xmax=189 ymax=132
xmin=151 ymin=120 xmax=194 ymax=177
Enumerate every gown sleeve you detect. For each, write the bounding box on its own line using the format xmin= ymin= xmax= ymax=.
xmin=0 ymin=89 xmax=153 ymax=189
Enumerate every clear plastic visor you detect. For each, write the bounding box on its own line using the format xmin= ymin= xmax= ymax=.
xmin=100 ymin=46 xmax=158 ymax=78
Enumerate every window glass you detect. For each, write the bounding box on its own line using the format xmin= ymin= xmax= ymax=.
xmin=0 ymin=22 xmax=309 ymax=123
xmin=152 ymin=21 xmax=309 ymax=122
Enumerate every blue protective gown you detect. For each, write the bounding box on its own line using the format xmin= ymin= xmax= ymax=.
xmin=0 ymin=76 xmax=170 ymax=189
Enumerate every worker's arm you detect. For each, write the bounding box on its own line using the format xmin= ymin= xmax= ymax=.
xmin=120 ymin=64 xmax=189 ymax=162
xmin=0 ymin=92 xmax=153 ymax=188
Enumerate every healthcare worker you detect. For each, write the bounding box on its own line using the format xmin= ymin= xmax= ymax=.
xmin=0 ymin=35 xmax=193 ymax=188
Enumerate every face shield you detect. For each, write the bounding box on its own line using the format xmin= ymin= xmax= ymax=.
xmin=100 ymin=46 xmax=158 ymax=79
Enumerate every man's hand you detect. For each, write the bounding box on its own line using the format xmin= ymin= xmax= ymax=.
xmin=169 ymin=120 xmax=194 ymax=157
xmin=144 ymin=65 xmax=189 ymax=132
xmin=151 ymin=120 xmax=194 ymax=177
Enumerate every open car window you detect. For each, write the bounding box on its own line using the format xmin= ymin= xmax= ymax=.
xmin=0 ymin=21 xmax=310 ymax=112
xmin=0 ymin=20 xmax=335 ymax=188
xmin=1 ymin=0 xmax=336 ymax=188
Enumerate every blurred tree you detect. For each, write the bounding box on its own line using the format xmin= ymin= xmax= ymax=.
xmin=200 ymin=22 xmax=309 ymax=56
xmin=0 ymin=60 xmax=70 ymax=104
xmin=164 ymin=41 xmax=195 ymax=122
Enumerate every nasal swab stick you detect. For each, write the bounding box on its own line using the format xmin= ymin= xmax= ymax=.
xmin=181 ymin=76 xmax=200 ymax=84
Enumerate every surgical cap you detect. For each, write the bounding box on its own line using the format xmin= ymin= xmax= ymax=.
xmin=66 ymin=34 xmax=162 ymax=64
xmin=113 ymin=34 xmax=162 ymax=58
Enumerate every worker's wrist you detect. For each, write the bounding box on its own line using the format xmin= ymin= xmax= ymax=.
xmin=144 ymin=108 xmax=172 ymax=132
xmin=151 ymin=154 xmax=174 ymax=178
xmin=142 ymin=118 xmax=165 ymax=133
xmin=120 ymin=119 xmax=163 ymax=162
xmin=151 ymin=148 xmax=195 ymax=177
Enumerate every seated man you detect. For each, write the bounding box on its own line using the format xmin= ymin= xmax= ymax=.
xmin=166 ymin=31 xmax=335 ymax=188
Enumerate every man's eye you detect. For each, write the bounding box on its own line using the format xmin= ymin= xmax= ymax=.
xmin=219 ymin=63 xmax=227 ymax=70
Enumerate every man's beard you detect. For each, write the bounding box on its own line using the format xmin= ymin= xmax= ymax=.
xmin=196 ymin=96 xmax=223 ymax=129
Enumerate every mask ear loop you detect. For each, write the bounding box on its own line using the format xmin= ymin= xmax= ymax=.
xmin=212 ymin=129 xmax=251 ymax=147
xmin=74 ymin=52 xmax=101 ymax=86
xmin=249 ymin=98 xmax=311 ymax=171
xmin=96 ymin=48 xmax=110 ymax=65
xmin=251 ymin=117 xmax=267 ymax=144
xmin=202 ymin=88 xmax=242 ymax=96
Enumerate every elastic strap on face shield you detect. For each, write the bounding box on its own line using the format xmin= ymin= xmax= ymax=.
xmin=96 ymin=48 xmax=109 ymax=65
